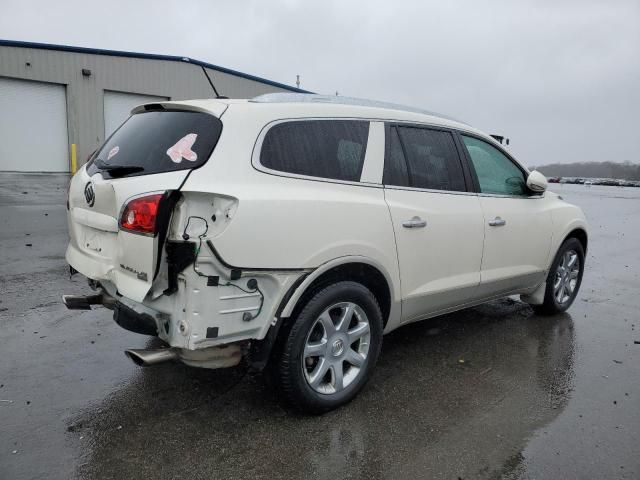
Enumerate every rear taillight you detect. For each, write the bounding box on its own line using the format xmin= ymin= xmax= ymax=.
xmin=119 ymin=193 xmax=164 ymax=235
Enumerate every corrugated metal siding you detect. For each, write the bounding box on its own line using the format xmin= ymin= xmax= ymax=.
xmin=0 ymin=45 xmax=292 ymax=168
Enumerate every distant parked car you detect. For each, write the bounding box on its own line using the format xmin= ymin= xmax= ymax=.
xmin=563 ymin=177 xmax=583 ymax=185
xmin=597 ymin=179 xmax=619 ymax=186
xmin=62 ymin=94 xmax=589 ymax=412
xmin=548 ymin=177 xmax=561 ymax=183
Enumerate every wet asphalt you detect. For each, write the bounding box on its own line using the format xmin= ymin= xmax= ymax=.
xmin=0 ymin=174 xmax=638 ymax=480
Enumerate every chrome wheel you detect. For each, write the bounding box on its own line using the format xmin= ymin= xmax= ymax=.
xmin=302 ymin=302 xmax=371 ymax=395
xmin=554 ymin=249 xmax=580 ymax=305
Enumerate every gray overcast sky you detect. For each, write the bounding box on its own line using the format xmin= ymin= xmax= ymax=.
xmin=1 ymin=0 xmax=638 ymax=166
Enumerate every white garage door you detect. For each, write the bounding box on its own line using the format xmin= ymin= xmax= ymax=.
xmin=0 ymin=77 xmax=69 ymax=172
xmin=104 ymin=91 xmax=168 ymax=137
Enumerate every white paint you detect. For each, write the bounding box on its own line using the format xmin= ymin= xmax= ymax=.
xmin=359 ymin=121 xmax=385 ymax=184
xmin=475 ymin=195 xmax=553 ymax=297
xmin=66 ymin=97 xmax=587 ymax=357
xmin=0 ymin=77 xmax=69 ymax=172
xmin=384 ymin=189 xmax=485 ymax=323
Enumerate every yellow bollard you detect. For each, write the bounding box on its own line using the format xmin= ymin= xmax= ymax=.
xmin=70 ymin=143 xmax=77 ymax=175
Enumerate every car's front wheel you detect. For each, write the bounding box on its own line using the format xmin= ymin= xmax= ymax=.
xmin=277 ymin=281 xmax=383 ymax=414
xmin=534 ymin=237 xmax=585 ymax=315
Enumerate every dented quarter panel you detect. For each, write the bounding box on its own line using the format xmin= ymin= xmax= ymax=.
xmin=137 ymin=251 xmax=307 ymax=348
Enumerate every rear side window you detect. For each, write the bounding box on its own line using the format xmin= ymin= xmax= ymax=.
xmin=383 ymin=126 xmax=466 ymax=192
xmin=260 ymin=120 xmax=369 ymax=182
xmin=87 ymin=110 xmax=222 ymax=179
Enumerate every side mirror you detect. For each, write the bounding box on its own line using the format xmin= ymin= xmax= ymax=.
xmin=527 ymin=170 xmax=548 ymax=193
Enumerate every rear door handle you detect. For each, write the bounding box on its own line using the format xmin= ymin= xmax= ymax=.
xmin=402 ymin=216 xmax=427 ymax=228
xmin=488 ymin=216 xmax=506 ymax=227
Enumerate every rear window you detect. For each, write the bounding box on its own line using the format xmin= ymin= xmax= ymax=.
xmin=87 ymin=110 xmax=222 ymax=178
xmin=259 ymin=120 xmax=369 ymax=182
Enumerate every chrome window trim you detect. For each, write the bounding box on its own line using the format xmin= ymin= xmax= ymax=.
xmin=383 ymin=185 xmax=478 ymax=197
xmin=477 ymin=192 xmax=546 ymax=200
xmin=457 ymin=130 xmax=534 ymax=197
xmin=381 ymin=121 xmax=476 ymax=196
xmin=250 ymin=116 xmax=534 ymax=197
xmin=251 ymin=117 xmax=384 ymax=189
xmin=382 ymin=186 xmax=544 ymax=199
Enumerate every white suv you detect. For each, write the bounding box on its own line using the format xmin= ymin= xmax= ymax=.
xmin=64 ymin=93 xmax=587 ymax=413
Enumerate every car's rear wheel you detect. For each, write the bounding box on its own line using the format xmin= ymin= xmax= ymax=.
xmin=534 ymin=237 xmax=585 ymax=315
xmin=277 ymin=281 xmax=383 ymax=414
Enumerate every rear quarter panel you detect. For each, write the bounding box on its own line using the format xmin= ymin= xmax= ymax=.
xmin=180 ymin=105 xmax=402 ymax=316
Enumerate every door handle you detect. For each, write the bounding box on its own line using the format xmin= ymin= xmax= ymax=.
xmin=402 ymin=216 xmax=427 ymax=229
xmin=488 ymin=216 xmax=506 ymax=227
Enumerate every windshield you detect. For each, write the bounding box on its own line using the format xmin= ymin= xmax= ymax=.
xmin=87 ymin=110 xmax=222 ymax=178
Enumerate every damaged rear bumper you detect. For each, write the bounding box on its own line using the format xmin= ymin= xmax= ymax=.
xmin=62 ymin=285 xmax=245 ymax=369
xmin=114 ymin=302 xmax=159 ymax=336
xmin=62 ymin=289 xmax=159 ymax=336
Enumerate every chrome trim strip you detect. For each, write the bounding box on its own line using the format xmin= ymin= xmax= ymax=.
xmin=219 ymin=292 xmax=261 ymax=300
xmin=252 ymin=117 xmax=388 ymax=188
xmin=219 ymin=305 xmax=260 ymax=315
xmin=477 ymin=192 xmax=546 ymax=200
xmin=383 ymin=185 xmax=477 ymax=196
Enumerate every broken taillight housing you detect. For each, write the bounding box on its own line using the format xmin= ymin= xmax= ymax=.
xmin=119 ymin=193 xmax=164 ymax=235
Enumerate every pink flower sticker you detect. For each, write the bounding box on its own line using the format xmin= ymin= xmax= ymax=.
xmin=107 ymin=146 xmax=120 ymax=160
xmin=166 ymin=133 xmax=198 ymax=163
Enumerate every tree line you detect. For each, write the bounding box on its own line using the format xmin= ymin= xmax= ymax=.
xmin=533 ymin=161 xmax=640 ymax=180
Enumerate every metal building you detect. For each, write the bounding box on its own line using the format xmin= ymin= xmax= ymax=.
xmin=0 ymin=39 xmax=306 ymax=173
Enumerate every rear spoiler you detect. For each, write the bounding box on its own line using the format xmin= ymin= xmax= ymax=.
xmin=130 ymin=100 xmax=229 ymax=118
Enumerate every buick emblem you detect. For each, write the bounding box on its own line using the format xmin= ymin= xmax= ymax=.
xmin=84 ymin=182 xmax=95 ymax=207
xmin=331 ymin=338 xmax=345 ymax=357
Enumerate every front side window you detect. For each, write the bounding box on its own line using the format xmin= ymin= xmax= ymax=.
xmin=462 ymin=136 xmax=527 ymax=196
xmin=383 ymin=126 xmax=466 ymax=192
xmin=260 ymin=120 xmax=369 ymax=182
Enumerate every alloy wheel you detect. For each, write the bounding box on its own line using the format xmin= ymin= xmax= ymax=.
xmin=554 ymin=249 xmax=580 ymax=305
xmin=302 ymin=302 xmax=371 ymax=394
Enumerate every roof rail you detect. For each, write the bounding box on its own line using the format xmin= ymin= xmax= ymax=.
xmin=249 ymin=93 xmax=467 ymax=124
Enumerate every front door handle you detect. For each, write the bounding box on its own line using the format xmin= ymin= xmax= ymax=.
xmin=488 ymin=216 xmax=506 ymax=227
xmin=402 ymin=216 xmax=427 ymax=229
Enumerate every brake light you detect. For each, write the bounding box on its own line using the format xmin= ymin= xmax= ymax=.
xmin=120 ymin=193 xmax=164 ymax=235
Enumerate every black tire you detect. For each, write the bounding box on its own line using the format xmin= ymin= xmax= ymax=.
xmin=276 ymin=281 xmax=383 ymax=414
xmin=534 ymin=237 xmax=585 ymax=315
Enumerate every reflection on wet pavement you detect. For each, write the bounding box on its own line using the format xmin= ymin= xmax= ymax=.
xmin=70 ymin=301 xmax=575 ymax=479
